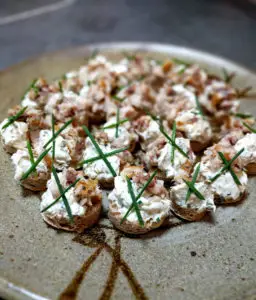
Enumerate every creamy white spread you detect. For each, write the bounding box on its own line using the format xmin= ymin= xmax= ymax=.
xmin=138 ymin=118 xmax=161 ymax=146
xmin=21 ymin=95 xmax=38 ymax=109
xmin=35 ymin=130 xmax=71 ymax=169
xmin=44 ymin=93 xmax=62 ymax=114
xmin=176 ymin=109 xmax=212 ymax=143
xmin=158 ymin=137 xmax=195 ymax=179
xmin=199 ymin=80 xmax=239 ymax=114
xmin=102 ymin=117 xmax=133 ymax=148
xmin=172 ymin=84 xmax=196 ymax=106
xmin=108 ymin=175 xmax=170 ymax=224
xmin=83 ymin=138 xmax=120 ymax=181
xmin=234 ymin=133 xmax=256 ymax=167
xmin=11 ymin=149 xmax=48 ymax=180
xmin=200 ymin=161 xmax=248 ymax=201
xmin=171 ymin=181 xmax=216 ymax=212
xmin=40 ymin=171 xmax=85 ymax=218
xmin=0 ymin=120 xmax=28 ymax=151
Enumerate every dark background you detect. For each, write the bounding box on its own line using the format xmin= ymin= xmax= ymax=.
xmin=0 ymin=0 xmax=255 ymax=70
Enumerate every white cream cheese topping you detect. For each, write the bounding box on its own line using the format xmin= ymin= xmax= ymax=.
xmin=172 ymin=84 xmax=196 ymax=106
xmin=44 ymin=93 xmax=63 ymax=114
xmin=234 ymin=133 xmax=256 ymax=166
xmin=11 ymin=149 xmax=48 ymax=180
xmin=171 ymin=181 xmax=216 ymax=212
xmin=103 ymin=117 xmax=134 ymax=148
xmin=36 ymin=130 xmax=71 ymax=169
xmin=40 ymin=172 xmax=85 ymax=218
xmin=200 ymin=161 xmax=248 ymax=201
xmin=176 ymin=109 xmax=212 ymax=142
xmin=21 ymin=95 xmax=38 ymax=109
xmin=0 ymin=120 xmax=28 ymax=151
xmin=83 ymin=138 xmax=120 ymax=181
xmin=158 ymin=137 xmax=195 ymax=179
xmin=108 ymin=176 xmax=170 ymax=223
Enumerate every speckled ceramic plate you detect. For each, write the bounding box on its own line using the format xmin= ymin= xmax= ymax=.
xmin=0 ymin=43 xmax=256 ymax=300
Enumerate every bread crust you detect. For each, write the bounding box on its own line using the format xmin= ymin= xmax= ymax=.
xmin=214 ymin=191 xmax=246 ymax=205
xmin=42 ymin=201 xmax=101 ymax=232
xmin=21 ymin=173 xmax=49 ymax=191
xmin=170 ymin=199 xmax=207 ymax=221
xmin=246 ymin=162 xmax=256 ymax=175
xmin=190 ymin=140 xmax=210 ymax=153
xmin=108 ymin=202 xmax=166 ymax=234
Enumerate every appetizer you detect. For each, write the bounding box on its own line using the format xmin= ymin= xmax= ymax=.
xmin=108 ymin=166 xmax=171 ymax=234
xmin=0 ymin=52 xmax=254 ymax=234
xmin=40 ymin=168 xmax=102 ymax=232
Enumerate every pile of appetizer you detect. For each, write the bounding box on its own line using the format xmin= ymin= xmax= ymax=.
xmin=1 ymin=53 xmax=255 ymax=234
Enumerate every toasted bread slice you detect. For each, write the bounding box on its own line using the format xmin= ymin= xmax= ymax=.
xmin=108 ymin=167 xmax=171 ymax=234
xmin=42 ymin=201 xmax=101 ymax=232
xmin=22 ymin=172 xmax=49 ymax=191
xmin=170 ymin=181 xmax=216 ymax=222
xmin=41 ymin=170 xmax=102 ymax=232
xmin=246 ymin=162 xmax=256 ymax=175
xmin=108 ymin=207 xmax=166 ymax=234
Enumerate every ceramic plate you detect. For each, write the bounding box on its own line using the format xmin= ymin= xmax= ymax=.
xmin=0 ymin=43 xmax=256 ymax=300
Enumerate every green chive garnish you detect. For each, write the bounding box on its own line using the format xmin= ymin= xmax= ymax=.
xmin=85 ymin=49 xmax=98 ymax=62
xmin=21 ymin=147 xmax=51 ymax=180
xmin=222 ymin=68 xmax=235 ymax=83
xmin=51 ymin=114 xmax=56 ymax=161
xmin=78 ymin=146 xmax=129 ymax=167
xmin=159 ymin=122 xmax=189 ymax=159
xmin=183 ymin=179 xmax=205 ymax=200
xmin=170 ymin=121 xmax=176 ymax=164
xmin=102 ymin=118 xmax=129 ymax=130
xmin=185 ymin=163 xmax=201 ymax=202
xmin=2 ymin=106 xmax=27 ymax=129
xmin=234 ymin=113 xmax=253 ymax=119
xmin=218 ymin=152 xmax=241 ymax=185
xmin=210 ymin=148 xmax=244 ymax=183
xmin=58 ymin=81 xmax=63 ymax=93
xmin=242 ymin=122 xmax=256 ymax=133
xmin=41 ymin=177 xmax=80 ymax=213
xmin=27 ymin=140 xmax=35 ymax=165
xmin=82 ymin=125 xmax=117 ymax=177
xmin=172 ymin=58 xmax=190 ymax=66
xmin=112 ymin=95 xmax=126 ymax=102
xmin=195 ymin=96 xmax=204 ymax=117
xmin=52 ymin=167 xmax=74 ymax=223
xmin=126 ymin=176 xmax=144 ymax=227
xmin=236 ymin=86 xmax=252 ymax=98
xmin=21 ymin=79 xmax=39 ymax=100
xmin=115 ymin=107 xmax=120 ymax=138
xmin=122 ymin=52 xmax=136 ymax=61
xmin=43 ymin=118 xmax=73 ymax=148
xmin=121 ymin=170 xmax=157 ymax=224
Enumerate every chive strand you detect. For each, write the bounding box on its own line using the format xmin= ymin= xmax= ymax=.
xmin=82 ymin=125 xmax=117 ymax=177
xmin=126 ymin=176 xmax=144 ymax=227
xmin=41 ymin=178 xmax=80 ymax=213
xmin=52 ymin=167 xmax=74 ymax=223
xmin=21 ymin=147 xmax=51 ymax=180
xmin=43 ymin=118 xmax=73 ymax=148
xmin=121 ymin=170 xmax=157 ymax=224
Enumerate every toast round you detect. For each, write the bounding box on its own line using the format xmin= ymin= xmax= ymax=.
xmin=108 ymin=205 xmax=166 ymax=235
xmin=21 ymin=173 xmax=49 ymax=191
xmin=42 ymin=201 xmax=102 ymax=232
xmin=170 ymin=199 xmax=207 ymax=221
xmin=246 ymin=162 xmax=256 ymax=175
xmin=214 ymin=191 xmax=246 ymax=205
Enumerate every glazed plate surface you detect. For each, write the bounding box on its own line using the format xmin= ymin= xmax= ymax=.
xmin=0 ymin=43 xmax=256 ymax=300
